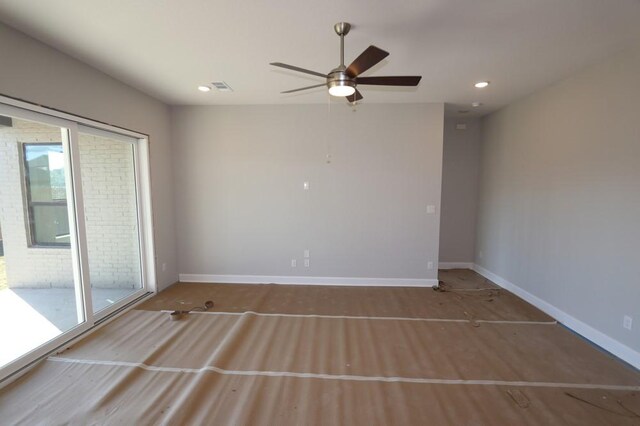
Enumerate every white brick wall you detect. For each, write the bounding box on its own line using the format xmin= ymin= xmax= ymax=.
xmin=0 ymin=118 xmax=141 ymax=289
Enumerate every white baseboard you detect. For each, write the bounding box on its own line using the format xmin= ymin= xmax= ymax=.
xmin=473 ymin=264 xmax=640 ymax=370
xmin=179 ymin=274 xmax=437 ymax=287
xmin=439 ymin=262 xmax=474 ymax=270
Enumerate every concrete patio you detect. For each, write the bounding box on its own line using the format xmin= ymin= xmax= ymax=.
xmin=0 ymin=256 xmax=134 ymax=368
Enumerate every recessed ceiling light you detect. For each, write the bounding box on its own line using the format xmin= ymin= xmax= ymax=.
xmin=198 ymin=85 xmax=211 ymax=92
xmin=474 ymin=81 xmax=489 ymax=88
xmin=471 ymin=102 xmax=483 ymax=107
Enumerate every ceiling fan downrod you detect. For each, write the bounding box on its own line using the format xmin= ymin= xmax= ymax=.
xmin=334 ymin=22 xmax=351 ymax=68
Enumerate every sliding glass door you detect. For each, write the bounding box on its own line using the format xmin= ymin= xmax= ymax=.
xmin=0 ymin=100 xmax=154 ymax=379
xmin=78 ymin=128 xmax=144 ymax=315
xmin=0 ymin=115 xmax=86 ymax=369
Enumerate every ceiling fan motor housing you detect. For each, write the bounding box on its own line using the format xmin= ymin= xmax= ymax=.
xmin=327 ymin=66 xmax=356 ymax=95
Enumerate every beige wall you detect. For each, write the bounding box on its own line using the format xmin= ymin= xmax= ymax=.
xmin=476 ymin=45 xmax=640 ymax=353
xmin=171 ymin=103 xmax=444 ymax=282
xmin=0 ymin=22 xmax=178 ymax=290
xmin=439 ymin=118 xmax=481 ymax=264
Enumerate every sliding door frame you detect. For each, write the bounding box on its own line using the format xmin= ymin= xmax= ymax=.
xmin=77 ymin=124 xmax=153 ymax=320
xmin=0 ymin=95 xmax=157 ymax=381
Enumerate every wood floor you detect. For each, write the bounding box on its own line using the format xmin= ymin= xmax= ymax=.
xmin=1 ymin=269 xmax=639 ymax=424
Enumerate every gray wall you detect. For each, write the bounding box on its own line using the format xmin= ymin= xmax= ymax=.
xmin=0 ymin=22 xmax=178 ymax=290
xmin=476 ymin=45 xmax=640 ymax=353
xmin=171 ymin=103 xmax=444 ymax=281
xmin=439 ymin=118 xmax=481 ymax=264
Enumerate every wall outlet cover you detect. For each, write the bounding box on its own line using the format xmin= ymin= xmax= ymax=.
xmin=623 ymin=315 xmax=632 ymax=330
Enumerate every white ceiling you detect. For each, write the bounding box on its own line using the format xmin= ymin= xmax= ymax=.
xmin=1 ymin=0 xmax=640 ymax=116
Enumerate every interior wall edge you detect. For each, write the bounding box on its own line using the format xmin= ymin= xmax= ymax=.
xmin=179 ymin=274 xmax=437 ymax=287
xmin=472 ymin=264 xmax=640 ymax=371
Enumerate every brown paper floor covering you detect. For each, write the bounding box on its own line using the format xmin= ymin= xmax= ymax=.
xmin=138 ymin=269 xmax=550 ymax=323
xmin=1 ymin=269 xmax=639 ymax=425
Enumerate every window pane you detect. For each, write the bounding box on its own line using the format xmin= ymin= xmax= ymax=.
xmin=23 ymin=143 xmax=70 ymax=246
xmin=31 ymin=205 xmax=71 ymax=245
xmin=24 ymin=144 xmax=67 ymax=202
xmin=79 ymin=130 xmax=143 ymax=313
xmin=0 ymin=116 xmax=84 ymax=369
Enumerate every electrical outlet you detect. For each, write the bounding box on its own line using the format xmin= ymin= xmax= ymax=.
xmin=291 ymin=259 xmax=297 ymax=268
xmin=427 ymin=205 xmax=436 ymax=214
xmin=304 ymin=259 xmax=310 ymax=268
xmin=304 ymin=249 xmax=310 ymax=258
xmin=427 ymin=261 xmax=434 ymax=270
xmin=478 ymin=251 xmax=484 ymax=259
xmin=623 ymin=315 xmax=632 ymax=330
xmin=161 ymin=262 xmax=166 ymax=272
xmin=303 ymin=181 xmax=310 ymax=190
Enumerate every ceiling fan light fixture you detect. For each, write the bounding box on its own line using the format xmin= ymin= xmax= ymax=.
xmin=271 ymin=22 xmax=421 ymax=103
xmin=328 ymin=80 xmax=356 ymax=97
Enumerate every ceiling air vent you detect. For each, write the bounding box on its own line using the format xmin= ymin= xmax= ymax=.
xmin=211 ymin=81 xmax=233 ymax=92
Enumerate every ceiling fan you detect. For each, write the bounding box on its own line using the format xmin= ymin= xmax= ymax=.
xmin=270 ymin=22 xmax=422 ymax=104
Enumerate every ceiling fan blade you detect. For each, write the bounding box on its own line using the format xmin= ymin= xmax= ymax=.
xmin=345 ymin=45 xmax=389 ymax=78
xmin=270 ymin=62 xmax=327 ymax=78
xmin=281 ymin=83 xmax=327 ymax=94
xmin=346 ymin=89 xmax=363 ymax=103
xmin=356 ymin=76 xmax=422 ymax=86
